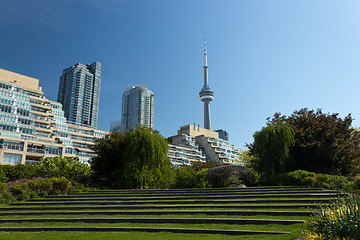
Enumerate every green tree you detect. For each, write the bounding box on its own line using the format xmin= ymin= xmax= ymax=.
xmin=251 ymin=121 xmax=295 ymax=178
xmin=91 ymin=131 xmax=127 ymax=187
xmin=91 ymin=125 xmax=175 ymax=189
xmin=173 ymin=166 xmax=196 ymax=188
xmin=236 ymin=149 xmax=255 ymax=167
xmin=35 ymin=156 xmax=91 ymax=180
xmin=266 ymin=108 xmax=360 ymax=174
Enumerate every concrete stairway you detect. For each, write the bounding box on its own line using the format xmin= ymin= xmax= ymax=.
xmin=0 ymin=186 xmax=340 ymax=237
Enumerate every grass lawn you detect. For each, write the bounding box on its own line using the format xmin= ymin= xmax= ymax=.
xmin=0 ymin=230 xmax=305 ymax=240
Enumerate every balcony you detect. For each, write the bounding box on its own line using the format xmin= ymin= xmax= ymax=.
xmin=0 ymin=143 xmax=23 ymax=151
xmin=27 ymin=148 xmax=45 ymax=154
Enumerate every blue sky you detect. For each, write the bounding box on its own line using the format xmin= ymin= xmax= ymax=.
xmin=1 ymin=0 xmax=360 ymax=150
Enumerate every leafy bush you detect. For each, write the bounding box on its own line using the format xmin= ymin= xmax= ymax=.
xmin=287 ymin=170 xmax=316 ymax=185
xmin=262 ymin=170 xmax=316 ymax=186
xmin=9 ymin=184 xmax=31 ymax=201
xmin=0 ymin=164 xmax=37 ymax=182
xmin=194 ymin=169 xmax=210 ymax=188
xmin=51 ymin=177 xmax=71 ymax=193
xmin=0 ymin=191 xmax=15 ymax=204
xmin=0 ymin=177 xmax=89 ymax=204
xmin=29 ymin=178 xmax=53 ymax=195
xmin=173 ymin=166 xmax=197 ymax=188
xmin=0 ymin=182 xmax=7 ymax=194
xmin=307 ymin=173 xmax=350 ymax=190
xmin=0 ymin=157 xmax=91 ymax=185
xmin=354 ymin=175 xmax=360 ymax=190
xmin=304 ymin=194 xmax=360 ymax=239
xmin=70 ymin=181 xmax=89 ymax=193
xmin=24 ymin=177 xmax=72 ymax=195
xmin=35 ymin=156 xmax=91 ymax=180
xmin=0 ymin=168 xmax=6 ymax=182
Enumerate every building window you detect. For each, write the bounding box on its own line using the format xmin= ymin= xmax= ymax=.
xmin=3 ymin=153 xmax=22 ymax=164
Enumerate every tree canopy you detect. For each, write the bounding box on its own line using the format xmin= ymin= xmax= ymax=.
xmin=249 ymin=108 xmax=360 ymax=175
xmin=251 ymin=121 xmax=295 ymax=177
xmin=91 ymin=125 xmax=174 ymax=189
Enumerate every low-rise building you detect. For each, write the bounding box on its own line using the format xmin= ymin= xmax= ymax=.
xmin=168 ymin=124 xmax=239 ymax=166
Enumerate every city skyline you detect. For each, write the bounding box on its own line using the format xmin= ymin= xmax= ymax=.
xmin=1 ymin=1 xmax=360 ymax=150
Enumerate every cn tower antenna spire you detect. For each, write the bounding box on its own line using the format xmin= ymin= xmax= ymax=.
xmin=204 ymin=38 xmax=207 ymax=67
xmin=199 ymin=38 xmax=214 ymax=130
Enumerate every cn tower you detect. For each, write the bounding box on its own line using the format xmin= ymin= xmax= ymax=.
xmin=199 ymin=38 xmax=214 ymax=130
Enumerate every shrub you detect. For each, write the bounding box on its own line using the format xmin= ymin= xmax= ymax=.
xmin=0 ymin=191 xmax=16 ymax=204
xmin=194 ymin=169 xmax=210 ymax=188
xmin=35 ymin=156 xmax=91 ymax=180
xmin=30 ymin=178 xmax=53 ymax=195
xmin=29 ymin=191 xmax=38 ymax=199
xmin=9 ymin=184 xmax=31 ymax=201
xmin=0 ymin=182 xmax=7 ymax=194
xmin=1 ymin=177 xmax=90 ymax=204
xmin=247 ymin=168 xmax=261 ymax=185
xmin=37 ymin=190 xmax=48 ymax=198
xmin=307 ymin=173 xmax=350 ymax=190
xmin=0 ymin=168 xmax=7 ymax=182
xmin=304 ymin=194 xmax=360 ymax=239
xmin=173 ymin=166 xmax=196 ymax=188
xmin=263 ymin=173 xmax=288 ymax=186
xmin=287 ymin=169 xmax=316 ymax=185
xmin=51 ymin=177 xmax=71 ymax=194
xmin=262 ymin=170 xmax=316 ymax=186
xmin=71 ymin=181 xmax=89 ymax=193
xmin=0 ymin=164 xmax=37 ymax=183
xmin=354 ymin=175 xmax=360 ymax=191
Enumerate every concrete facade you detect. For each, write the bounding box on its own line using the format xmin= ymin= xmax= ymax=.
xmin=168 ymin=124 xmax=239 ymax=165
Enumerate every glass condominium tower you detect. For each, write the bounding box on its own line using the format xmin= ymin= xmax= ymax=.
xmin=120 ymin=84 xmax=154 ymax=131
xmin=57 ymin=62 xmax=101 ymax=129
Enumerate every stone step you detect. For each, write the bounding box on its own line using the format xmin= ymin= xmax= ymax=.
xmin=44 ymin=190 xmax=338 ymax=199
xmin=0 ymin=204 xmax=318 ymax=211
xmin=0 ymin=227 xmax=290 ymax=235
xmin=0 ymin=217 xmax=305 ymax=225
xmin=0 ymin=209 xmax=313 ymax=217
xmin=82 ymin=187 xmax=324 ymax=194
xmin=10 ymin=198 xmax=334 ymax=206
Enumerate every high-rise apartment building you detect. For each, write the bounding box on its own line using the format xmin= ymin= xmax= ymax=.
xmin=0 ymin=68 xmax=107 ymax=165
xmin=57 ymin=62 xmax=101 ymax=128
xmin=120 ymin=84 xmax=154 ymax=131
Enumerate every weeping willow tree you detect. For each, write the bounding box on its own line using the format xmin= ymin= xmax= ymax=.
xmin=251 ymin=122 xmax=295 ymax=178
xmin=122 ymin=125 xmax=174 ymax=189
xmin=91 ymin=125 xmax=174 ymax=189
